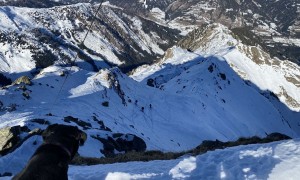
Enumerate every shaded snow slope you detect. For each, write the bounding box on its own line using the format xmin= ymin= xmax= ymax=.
xmin=172 ymin=24 xmax=300 ymax=117
xmin=3 ymin=138 xmax=300 ymax=179
xmin=0 ymin=26 xmax=300 ymax=180
xmin=68 ymin=139 xmax=300 ymax=180
xmin=0 ymin=47 xmax=298 ymax=162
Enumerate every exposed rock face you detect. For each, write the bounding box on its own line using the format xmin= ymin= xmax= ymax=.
xmin=0 ymin=125 xmax=41 ymax=156
xmin=107 ymin=69 xmax=127 ymax=105
xmin=0 ymin=126 xmax=22 ymax=155
xmin=13 ymin=76 xmax=32 ymax=86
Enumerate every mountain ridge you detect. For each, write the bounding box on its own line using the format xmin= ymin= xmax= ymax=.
xmin=0 ymin=1 xmax=300 ymax=179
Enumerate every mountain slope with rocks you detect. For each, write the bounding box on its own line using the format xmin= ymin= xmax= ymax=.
xmin=107 ymin=0 xmax=300 ymax=63
xmin=0 ymin=1 xmax=300 ymax=179
xmin=1 ymin=28 xmax=300 ymax=177
xmin=176 ymin=24 xmax=300 ymax=112
xmin=0 ymin=3 xmax=181 ymax=83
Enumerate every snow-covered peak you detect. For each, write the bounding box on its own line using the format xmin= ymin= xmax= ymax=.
xmin=174 ymin=23 xmax=300 ymax=112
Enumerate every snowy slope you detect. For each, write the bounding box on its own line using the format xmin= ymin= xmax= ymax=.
xmin=1 ymin=22 xmax=300 ymax=167
xmin=0 ymin=46 xmax=298 ymax=161
xmin=175 ymin=24 xmax=300 ymax=116
xmin=132 ymin=25 xmax=300 ymax=138
xmin=2 ymin=139 xmax=300 ymax=179
xmin=0 ymin=3 xmax=180 ymax=80
xmin=0 ymin=2 xmax=300 ymax=178
xmin=71 ymin=139 xmax=300 ymax=180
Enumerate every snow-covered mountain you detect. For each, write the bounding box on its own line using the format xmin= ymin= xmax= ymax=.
xmin=1 ymin=1 xmax=300 ymax=179
xmin=1 ymin=24 xmax=300 ymax=177
xmin=0 ymin=3 xmax=180 ymax=83
xmin=177 ymin=24 xmax=300 ymax=112
xmin=107 ymin=0 xmax=300 ymax=63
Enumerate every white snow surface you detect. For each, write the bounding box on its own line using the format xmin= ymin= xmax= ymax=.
xmin=1 ymin=43 xmax=299 ymax=167
xmin=68 ymin=139 xmax=300 ymax=180
xmin=0 ymin=7 xmax=299 ymax=178
xmin=176 ymin=24 xmax=300 ymax=112
xmin=3 ymin=139 xmax=300 ymax=179
xmin=1 ymin=25 xmax=300 ymax=171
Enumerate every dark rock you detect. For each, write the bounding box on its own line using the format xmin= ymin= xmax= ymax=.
xmin=147 ymin=78 xmax=155 ymax=87
xmin=99 ymin=137 xmax=116 ymax=157
xmin=0 ymin=101 xmax=3 ymax=110
xmin=235 ymin=136 xmax=262 ymax=145
xmin=109 ymin=71 xmax=127 ymax=106
xmin=266 ymin=133 xmax=291 ymax=141
xmin=270 ymin=92 xmax=279 ymax=100
xmin=115 ymin=134 xmax=146 ymax=152
xmin=196 ymin=140 xmax=225 ymax=152
xmin=30 ymin=119 xmax=50 ymax=125
xmin=92 ymin=116 xmax=111 ymax=132
xmin=102 ymin=101 xmax=109 ymax=107
xmin=22 ymin=92 xmax=30 ymax=99
xmin=6 ymin=104 xmax=17 ymax=112
xmin=17 ymin=85 xmax=27 ymax=91
xmin=64 ymin=116 xmax=92 ymax=129
xmin=208 ymin=65 xmax=214 ymax=73
xmin=93 ymin=133 xmax=146 ymax=157
xmin=219 ymin=73 xmax=226 ymax=80
xmin=0 ymin=172 xmax=13 ymax=177
xmin=0 ymin=73 xmax=12 ymax=86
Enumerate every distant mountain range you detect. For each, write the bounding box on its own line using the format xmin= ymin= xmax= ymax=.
xmin=0 ymin=0 xmax=298 ymax=75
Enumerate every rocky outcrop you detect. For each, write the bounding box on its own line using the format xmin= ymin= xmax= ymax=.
xmin=107 ymin=69 xmax=127 ymax=105
xmin=0 ymin=126 xmax=22 ymax=155
xmin=13 ymin=76 xmax=32 ymax=86
xmin=64 ymin=116 xmax=92 ymax=130
xmin=0 ymin=125 xmax=41 ymax=156
xmin=93 ymin=133 xmax=146 ymax=157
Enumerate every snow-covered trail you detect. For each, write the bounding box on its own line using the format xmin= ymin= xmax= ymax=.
xmin=67 ymin=139 xmax=300 ymax=180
